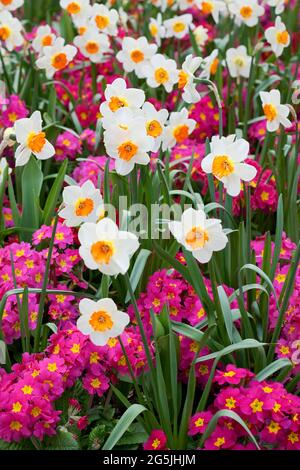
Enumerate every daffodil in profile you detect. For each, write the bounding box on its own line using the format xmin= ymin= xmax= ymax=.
xmin=77 ymin=298 xmax=130 ymax=347
xmin=14 ymin=111 xmax=55 ymax=166
xmin=78 ymin=217 xmax=139 ymax=275
xmin=169 ymin=207 xmax=228 ymax=263
xmin=201 ymin=135 xmax=257 ymax=197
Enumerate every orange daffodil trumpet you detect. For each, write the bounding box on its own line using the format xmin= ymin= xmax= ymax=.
xmin=0 ymin=0 xmax=23 ymax=11
xmin=60 ymin=0 xmax=91 ymax=27
xmin=229 ymin=0 xmax=265 ymax=27
xmin=179 ymin=54 xmax=202 ymax=104
xmin=32 ymin=25 xmax=56 ymax=54
xmin=265 ymin=16 xmax=290 ymax=57
xmin=100 ymin=78 xmax=145 ymax=119
xmin=0 ymin=10 xmax=23 ymax=51
xmin=259 ymin=89 xmax=291 ymax=132
xmin=77 ymin=298 xmax=130 ymax=347
xmin=162 ymin=108 xmax=196 ymax=151
xmin=196 ymin=0 xmax=226 ymax=23
xmin=74 ymin=27 xmax=110 ymax=63
xmin=201 ymin=135 xmax=257 ymax=197
xmin=36 ymin=37 xmax=77 ymax=78
xmin=89 ymin=3 xmax=119 ymax=36
xmin=149 ymin=14 xmax=166 ymax=46
xmin=116 ymin=36 xmax=158 ymax=79
xmin=78 ymin=217 xmax=139 ymax=276
xmin=59 ymin=180 xmax=104 ymax=227
xmin=142 ymin=54 xmax=179 ymax=93
xmin=169 ymin=207 xmax=228 ymax=263
xmin=163 ymin=14 xmax=194 ymax=39
xmin=14 ymin=111 xmax=55 ymax=167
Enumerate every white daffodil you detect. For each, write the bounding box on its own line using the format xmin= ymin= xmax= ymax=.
xmin=77 ymin=297 xmax=130 ymax=347
xmin=78 ymin=217 xmax=139 ymax=275
xmin=229 ymin=0 xmax=265 ymax=27
xmin=0 ymin=158 xmax=9 ymax=183
xmin=265 ymin=0 xmax=285 ymax=15
xmin=142 ymin=101 xmax=168 ymax=152
xmin=201 ymin=135 xmax=257 ymax=197
xmin=151 ymin=0 xmax=177 ymax=11
xmin=169 ymin=207 xmax=228 ymax=263
xmin=163 ymin=14 xmax=194 ymax=40
xmin=59 ymin=180 xmax=104 ymax=227
xmin=74 ymin=27 xmax=110 ymax=62
xmin=60 ymin=0 xmax=91 ymax=26
xmin=265 ymin=16 xmax=290 ymax=57
xmin=142 ymin=54 xmax=179 ymax=92
xmin=200 ymin=49 xmax=219 ymax=79
xmin=104 ymin=114 xmax=154 ymax=175
xmin=162 ymin=108 xmax=196 ymax=151
xmin=100 ymin=78 xmax=145 ymax=120
xmin=0 ymin=0 xmax=23 ymax=11
xmin=89 ymin=3 xmax=119 ymax=36
xmin=36 ymin=37 xmax=77 ymax=78
xmin=149 ymin=14 xmax=166 ymax=46
xmin=178 ymin=0 xmax=198 ymax=9
xmin=196 ymin=0 xmax=226 ymax=23
xmin=0 ymin=10 xmax=23 ymax=51
xmin=32 ymin=25 xmax=56 ymax=54
xmin=259 ymin=90 xmax=291 ymax=132
xmin=116 ymin=36 xmax=157 ymax=78
xmin=179 ymin=54 xmax=202 ymax=104
xmin=14 ymin=111 xmax=55 ymax=167
xmin=226 ymin=45 xmax=251 ymax=78
xmin=193 ymin=24 xmax=209 ymax=48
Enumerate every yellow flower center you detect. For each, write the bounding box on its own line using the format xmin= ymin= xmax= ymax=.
xmin=173 ymin=21 xmax=185 ymax=33
xmin=75 ymin=197 xmax=94 ymax=217
xmin=47 ymin=362 xmax=57 ymax=372
xmin=154 ymin=67 xmax=169 ymax=84
xmin=267 ymin=421 xmax=281 ymax=434
xmin=91 ymin=240 xmax=115 ymax=264
xmin=91 ymin=378 xmax=101 ymax=388
xmin=214 ymin=437 xmax=225 ymax=448
xmin=185 ymin=226 xmax=209 ymax=249
xmin=27 ymin=132 xmax=46 ymax=153
xmin=288 ymin=432 xmax=299 ymax=444
xmin=225 ymin=397 xmax=237 ymax=409
xmin=85 ymin=41 xmax=100 ymax=54
xmin=234 ymin=56 xmax=245 ymax=67
xmin=146 ymin=119 xmax=163 ymax=137
xmin=95 ymin=15 xmax=110 ymax=30
xmin=78 ymin=26 xmax=87 ymax=35
xmin=152 ymin=438 xmax=161 ymax=449
xmin=12 ymin=402 xmax=22 ymax=413
xmin=173 ymin=124 xmax=189 ymax=143
xmin=51 ymin=52 xmax=68 ymax=70
xmin=178 ymin=70 xmax=188 ymax=89
xmin=108 ymin=96 xmax=128 ymax=112
xmin=201 ymin=1 xmax=213 ymax=14
xmin=21 ymin=385 xmax=33 ymax=395
xmin=150 ymin=24 xmax=158 ymax=37
xmin=66 ymin=1 xmax=81 ymax=14
xmin=195 ymin=417 xmax=204 ymax=427
xmin=224 ymin=370 xmax=236 ymax=377
xmin=89 ymin=310 xmax=114 ymax=332
xmin=10 ymin=421 xmax=22 ymax=431
xmin=263 ymin=103 xmax=277 ymax=121
xmin=31 ymin=407 xmax=42 ymax=417
xmin=0 ymin=25 xmax=11 ymax=40
xmin=240 ymin=6 xmax=253 ymax=18
xmin=130 ymin=49 xmax=145 ymax=63
xmin=250 ymin=398 xmax=264 ymax=413
xmin=118 ymin=141 xmax=138 ymax=161
xmin=276 ymin=30 xmax=289 ymax=45
xmin=42 ymin=35 xmax=53 ymax=47
xmin=212 ymin=155 xmax=235 ymax=179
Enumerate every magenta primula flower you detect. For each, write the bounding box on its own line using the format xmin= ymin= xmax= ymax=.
xmin=143 ymin=429 xmax=167 ymax=450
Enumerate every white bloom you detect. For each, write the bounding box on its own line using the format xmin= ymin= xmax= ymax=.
xmin=77 ymin=297 xmax=130 ymax=346
xmin=149 ymin=14 xmax=166 ymax=46
xmin=178 ymin=0 xmax=198 ymax=9
xmin=142 ymin=54 xmax=179 ymax=92
xmin=201 ymin=135 xmax=257 ymax=197
xmin=60 ymin=0 xmax=91 ymax=26
xmin=0 ymin=157 xmax=9 ymax=183
xmin=142 ymin=101 xmax=169 ymax=152
xmin=32 ymin=25 xmax=56 ymax=54
xmin=162 ymin=108 xmax=196 ymax=151
xmin=193 ymin=24 xmax=209 ymax=47
xmin=59 ymin=180 xmax=104 ymax=227
xmin=14 ymin=111 xmax=55 ymax=167
xmin=200 ymin=49 xmax=219 ymax=79
xmin=0 ymin=0 xmax=23 ymax=11
xmin=164 ymin=14 xmax=194 ymax=39
xmin=36 ymin=37 xmax=77 ymax=78
xmin=118 ymin=7 xmax=128 ymax=31
xmin=100 ymin=78 xmax=145 ymax=120
xmin=151 ymin=0 xmax=177 ymax=11
xmin=229 ymin=0 xmax=265 ymax=27
xmin=74 ymin=27 xmax=110 ymax=62
xmin=226 ymin=45 xmax=251 ymax=78
xmin=265 ymin=16 xmax=290 ymax=57
xmin=196 ymin=0 xmax=226 ymax=23
xmin=169 ymin=207 xmax=228 ymax=263
xmin=265 ymin=0 xmax=285 ymax=14
xmin=89 ymin=4 xmax=119 ymax=36
xmin=259 ymin=89 xmax=291 ymax=132
xmin=0 ymin=10 xmax=23 ymax=51
xmin=116 ymin=36 xmax=157 ymax=78
xmin=78 ymin=217 xmax=139 ymax=275
xmin=179 ymin=54 xmax=202 ymax=104
xmin=104 ymin=115 xmax=154 ymax=175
